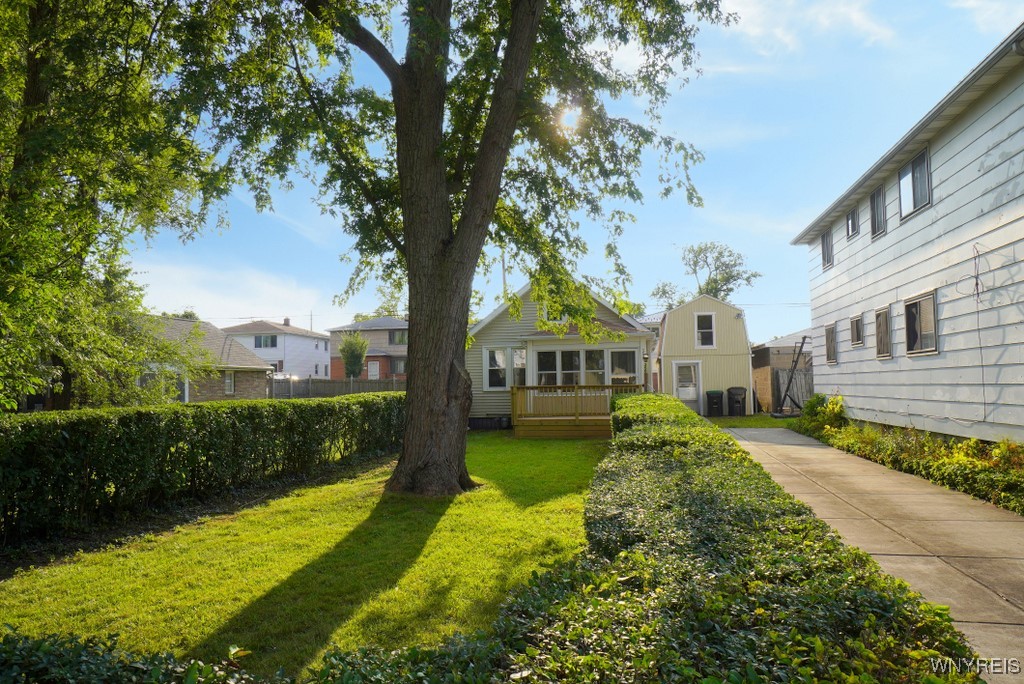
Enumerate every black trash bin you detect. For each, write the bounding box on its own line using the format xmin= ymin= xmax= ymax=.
xmin=705 ymin=390 xmax=724 ymax=417
xmin=727 ymin=387 xmax=747 ymax=416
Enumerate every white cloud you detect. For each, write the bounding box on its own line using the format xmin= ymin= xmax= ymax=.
xmin=723 ymin=0 xmax=894 ymax=53
xmin=132 ymin=259 xmax=341 ymax=330
xmin=947 ymin=0 xmax=1024 ymax=34
xmin=230 ymin=189 xmax=337 ymax=247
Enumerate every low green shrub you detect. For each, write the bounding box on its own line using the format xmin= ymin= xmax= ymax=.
xmin=0 ymin=394 xmax=978 ymax=682
xmin=0 ymin=393 xmax=405 ymax=543
xmin=610 ymin=392 xmax=706 ymax=433
xmin=792 ymin=392 xmax=848 ymax=439
xmin=822 ymin=422 xmax=1024 ymax=516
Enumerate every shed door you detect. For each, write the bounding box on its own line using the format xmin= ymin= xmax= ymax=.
xmin=673 ymin=362 xmax=700 ymax=412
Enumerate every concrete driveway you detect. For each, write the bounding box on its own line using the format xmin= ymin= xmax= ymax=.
xmin=728 ymin=428 xmax=1024 ymax=683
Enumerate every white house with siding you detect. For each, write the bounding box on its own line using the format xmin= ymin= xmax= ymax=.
xmin=466 ymin=284 xmax=654 ymax=423
xmin=222 ymin=318 xmax=331 ymax=379
xmin=791 ymin=23 xmax=1024 ymax=442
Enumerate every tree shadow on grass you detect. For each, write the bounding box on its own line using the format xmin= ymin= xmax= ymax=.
xmin=188 ymin=491 xmax=453 ymax=678
xmin=467 ymin=432 xmax=605 ymax=509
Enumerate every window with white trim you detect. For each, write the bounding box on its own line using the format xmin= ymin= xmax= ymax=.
xmin=484 ymin=347 xmax=525 ymax=389
xmin=560 ymin=350 xmax=581 ymax=385
xmin=875 ymin=306 xmax=891 ymax=359
xmin=584 ymin=350 xmax=605 ymax=385
xmin=899 ymin=149 xmax=930 ymax=218
xmin=905 ymin=292 xmax=937 ymax=354
xmin=255 ymin=335 xmax=277 ymax=349
xmin=610 ymin=351 xmax=638 ymax=385
xmin=825 ymin=324 xmax=837 ymax=364
xmin=821 ymin=230 xmax=833 ymax=269
xmin=224 ymin=370 xmax=235 ymax=394
xmin=393 ymin=357 xmax=407 ymax=375
xmin=850 ymin=316 xmax=863 ymax=347
xmin=846 ymin=207 xmax=859 ymax=239
xmin=536 ymin=351 xmax=557 ymax=386
xmin=870 ymin=185 xmax=886 ymax=238
xmin=695 ymin=313 xmax=715 ymax=348
xmin=486 ymin=348 xmax=508 ymax=389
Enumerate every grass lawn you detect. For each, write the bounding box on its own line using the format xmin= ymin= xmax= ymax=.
xmin=0 ymin=431 xmax=604 ymax=678
xmin=708 ymin=414 xmax=799 ymax=429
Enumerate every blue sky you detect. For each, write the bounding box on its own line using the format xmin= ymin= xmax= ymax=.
xmin=129 ymin=0 xmax=1024 ymax=344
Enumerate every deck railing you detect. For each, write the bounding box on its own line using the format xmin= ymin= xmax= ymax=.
xmin=510 ymin=384 xmax=643 ymax=423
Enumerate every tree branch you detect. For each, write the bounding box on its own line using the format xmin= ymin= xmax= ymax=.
xmin=451 ymin=0 xmax=547 ymax=261
xmin=285 ymin=39 xmax=406 ymax=258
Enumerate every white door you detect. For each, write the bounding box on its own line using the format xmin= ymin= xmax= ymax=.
xmin=673 ymin=362 xmax=700 ymax=413
xmin=367 ymin=361 xmax=380 ymax=380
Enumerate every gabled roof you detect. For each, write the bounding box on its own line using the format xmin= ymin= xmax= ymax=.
xmin=469 ymin=283 xmax=651 ymax=337
xmin=157 ymin=318 xmax=272 ymax=371
xmin=751 ymin=328 xmax=813 ymax=350
xmin=792 ymin=21 xmax=1024 ymax=245
xmin=328 ymin=316 xmax=408 ymax=332
xmin=664 ymin=293 xmax=744 ymax=315
xmin=222 ymin=319 xmax=328 ymax=339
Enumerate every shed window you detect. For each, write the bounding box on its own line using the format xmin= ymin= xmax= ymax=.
xmin=695 ymin=313 xmax=715 ymax=348
xmin=875 ymin=306 xmax=891 ymax=359
xmin=905 ymin=292 xmax=937 ymax=354
xmin=870 ymin=185 xmax=886 ymax=238
xmin=899 ymin=149 xmax=930 ymax=217
xmin=825 ymin=324 xmax=837 ymax=364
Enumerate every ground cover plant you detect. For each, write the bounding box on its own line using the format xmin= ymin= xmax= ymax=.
xmin=708 ymin=413 xmax=798 ymax=429
xmin=0 ymin=393 xmax=405 ymax=544
xmin=0 ymin=432 xmax=603 ymax=678
xmin=0 ymin=397 xmax=979 ymax=682
xmin=794 ymin=393 xmax=1024 ymax=515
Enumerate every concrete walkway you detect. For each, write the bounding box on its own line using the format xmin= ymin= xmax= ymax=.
xmin=728 ymin=428 xmax=1024 ymax=682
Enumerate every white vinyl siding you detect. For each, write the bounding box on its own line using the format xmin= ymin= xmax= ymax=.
xmin=803 ymin=59 xmax=1024 ymax=441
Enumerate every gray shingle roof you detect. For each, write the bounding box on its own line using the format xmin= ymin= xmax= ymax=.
xmin=156 ymin=318 xmax=272 ymax=370
xmin=328 ymin=316 xmax=408 ymax=332
xmin=221 ymin=320 xmax=328 ymax=339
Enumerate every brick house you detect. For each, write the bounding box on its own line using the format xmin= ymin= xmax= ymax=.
xmin=328 ymin=316 xmax=408 ymax=380
xmin=158 ymin=317 xmax=272 ymax=402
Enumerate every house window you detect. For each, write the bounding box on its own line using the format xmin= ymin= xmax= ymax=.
xmin=512 ymin=348 xmax=526 ymax=386
xmin=695 ymin=313 xmax=715 ymax=348
xmin=560 ymin=350 xmax=581 ymax=385
xmin=821 ymin=230 xmax=833 ymax=269
xmin=875 ymin=306 xmax=891 ymax=359
xmin=584 ymin=350 xmax=605 ymax=385
xmin=850 ymin=316 xmax=863 ymax=347
xmin=905 ymin=292 xmax=937 ymax=355
xmin=846 ymin=207 xmax=859 ymax=239
xmin=537 ymin=351 xmax=557 ymax=386
xmin=315 ymin=364 xmax=319 ymax=376
xmin=825 ymin=324 xmax=837 ymax=364
xmin=255 ymin=335 xmax=277 ymax=349
xmin=610 ymin=351 xmax=638 ymax=385
xmin=389 ymin=330 xmax=409 ymax=345
xmin=870 ymin=185 xmax=886 ymax=238
xmin=224 ymin=370 xmax=235 ymax=394
xmin=315 ymin=340 xmax=319 ymax=350
xmin=393 ymin=357 xmax=407 ymax=375
xmin=899 ymin=149 xmax=930 ymax=218
xmin=487 ymin=349 xmax=507 ymax=389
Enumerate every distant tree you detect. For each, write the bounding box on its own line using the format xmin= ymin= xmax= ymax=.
xmin=652 ymin=242 xmax=762 ymax=309
xmin=162 ymin=309 xmax=201 ymax=321
xmin=340 ymin=333 xmax=370 ymax=379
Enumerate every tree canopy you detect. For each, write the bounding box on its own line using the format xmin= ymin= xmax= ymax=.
xmin=339 ymin=332 xmax=370 ymax=378
xmin=1 ymin=0 xmax=222 ymax=409
xmin=651 ymin=241 xmax=761 ymax=309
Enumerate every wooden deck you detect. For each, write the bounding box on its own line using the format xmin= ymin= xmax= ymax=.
xmin=510 ymin=385 xmax=642 ymax=439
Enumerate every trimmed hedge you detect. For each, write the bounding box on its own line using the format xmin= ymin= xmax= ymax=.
xmin=0 ymin=393 xmax=405 ymax=543
xmin=0 ymin=393 xmax=978 ymax=682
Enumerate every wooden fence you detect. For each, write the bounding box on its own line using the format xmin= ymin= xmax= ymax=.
xmin=270 ymin=377 xmax=406 ymax=399
xmin=770 ymin=368 xmax=814 ymax=414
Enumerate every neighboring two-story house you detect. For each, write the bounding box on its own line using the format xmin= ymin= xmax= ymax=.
xmin=791 ymin=23 xmax=1024 ymax=442
xmin=328 ymin=316 xmax=409 ymax=380
xmin=222 ymin=318 xmax=331 ymax=379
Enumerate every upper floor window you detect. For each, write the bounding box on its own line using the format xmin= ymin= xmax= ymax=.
xmin=821 ymin=230 xmax=833 ymax=270
xmin=825 ymin=324 xmax=837 ymax=364
xmin=875 ymin=307 xmax=891 ymax=359
xmin=389 ymin=329 xmax=409 ymax=345
xmin=850 ymin=316 xmax=863 ymax=347
xmin=846 ymin=207 xmax=859 ymax=239
xmin=255 ymin=335 xmax=277 ymax=349
xmin=905 ymin=292 xmax=937 ymax=355
xmin=899 ymin=149 xmax=930 ymax=218
xmin=695 ymin=313 xmax=715 ymax=348
xmin=870 ymin=185 xmax=886 ymax=238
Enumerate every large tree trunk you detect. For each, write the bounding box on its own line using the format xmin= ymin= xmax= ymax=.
xmin=385 ymin=261 xmax=477 ymax=495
